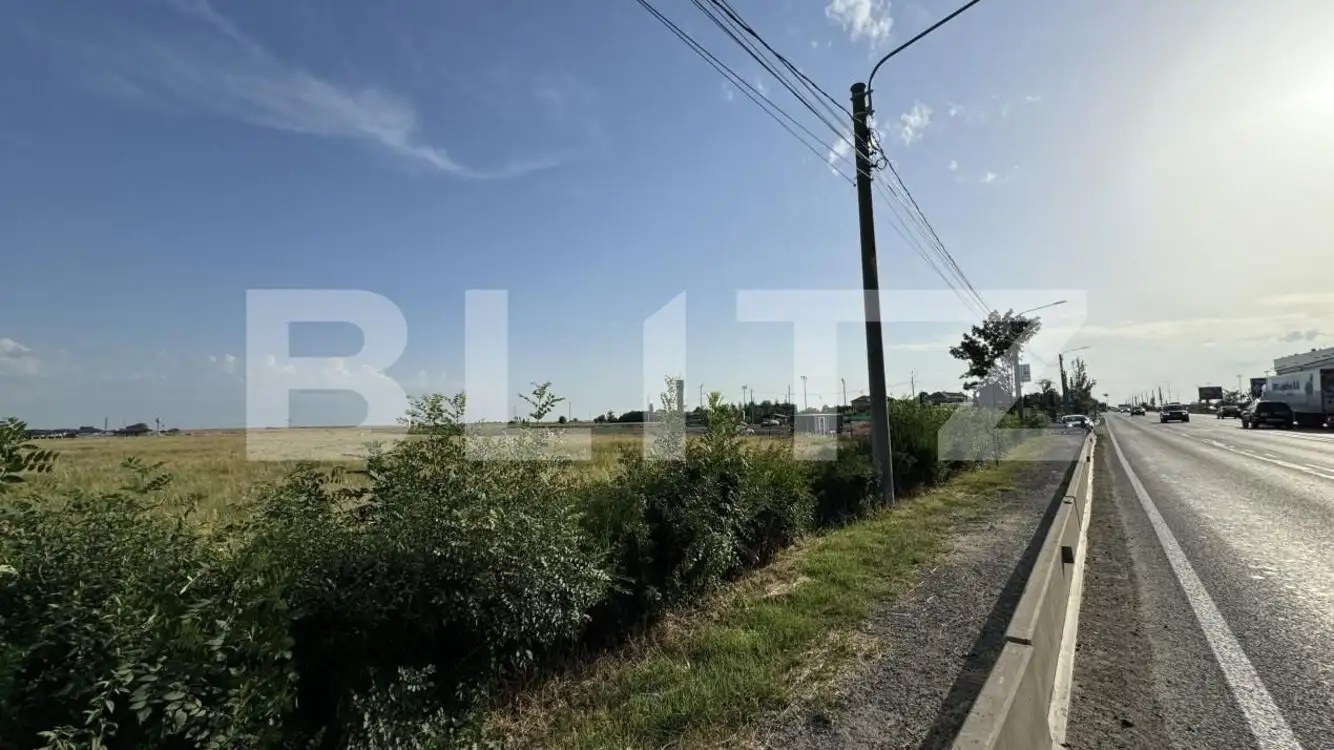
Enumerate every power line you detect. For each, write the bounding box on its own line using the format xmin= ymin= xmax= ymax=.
xmin=632 ymin=0 xmax=855 ymax=183
xmin=701 ymin=0 xmax=852 ymax=123
xmin=636 ymin=0 xmax=991 ymax=321
xmin=877 ymin=161 xmax=988 ymax=314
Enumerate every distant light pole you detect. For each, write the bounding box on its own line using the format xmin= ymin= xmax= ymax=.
xmin=800 ymin=375 xmax=808 ymax=411
xmin=1011 ymin=300 xmax=1067 ymax=423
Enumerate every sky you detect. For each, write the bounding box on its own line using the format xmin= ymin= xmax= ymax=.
xmin=3 ymin=0 xmax=1334 ymax=428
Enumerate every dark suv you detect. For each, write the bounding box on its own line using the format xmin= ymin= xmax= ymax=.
xmin=1160 ymin=403 xmax=1190 ymax=423
xmin=1216 ymin=404 xmax=1242 ymax=419
xmin=1241 ymin=400 xmax=1294 ymax=429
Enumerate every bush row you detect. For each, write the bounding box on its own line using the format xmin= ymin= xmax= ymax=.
xmin=0 ymin=387 xmax=1027 ymax=749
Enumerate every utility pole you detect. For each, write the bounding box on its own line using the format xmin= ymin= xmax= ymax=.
xmin=841 ymin=377 xmax=847 ymax=408
xmin=699 ymin=383 xmax=704 ymax=410
xmin=800 ymin=375 xmax=809 ymax=411
xmin=1013 ymin=350 xmax=1024 ymax=424
xmin=910 ymin=370 xmax=916 ymax=397
xmin=1058 ymin=353 xmax=1070 ymax=414
xmin=851 ymin=82 xmax=894 ymax=504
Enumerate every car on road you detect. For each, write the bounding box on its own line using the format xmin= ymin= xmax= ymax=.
xmin=1130 ymin=406 xmax=1145 ymax=416
xmin=1160 ymin=403 xmax=1190 ymax=423
xmin=1060 ymin=415 xmax=1092 ymax=432
xmin=1240 ymin=400 xmax=1294 ymax=429
xmin=1216 ymin=404 xmax=1242 ymax=419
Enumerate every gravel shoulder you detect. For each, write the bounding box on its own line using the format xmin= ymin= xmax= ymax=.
xmin=758 ymin=454 xmax=1080 ymax=750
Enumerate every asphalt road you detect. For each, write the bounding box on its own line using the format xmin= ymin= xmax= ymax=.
xmin=1066 ymin=413 xmax=1334 ymax=750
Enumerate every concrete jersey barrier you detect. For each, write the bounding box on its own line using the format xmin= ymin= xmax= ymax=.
xmin=952 ymin=433 xmax=1095 ymax=750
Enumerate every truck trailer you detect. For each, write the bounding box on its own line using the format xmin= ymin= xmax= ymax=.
xmin=1263 ymin=367 xmax=1334 ymax=427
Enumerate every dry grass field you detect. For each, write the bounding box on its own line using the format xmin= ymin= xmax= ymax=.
xmin=19 ymin=426 xmax=813 ymax=524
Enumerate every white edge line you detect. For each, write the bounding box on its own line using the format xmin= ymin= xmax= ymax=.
xmin=1104 ymin=419 xmax=1304 ymax=750
xmin=1048 ymin=436 xmax=1095 ymax=745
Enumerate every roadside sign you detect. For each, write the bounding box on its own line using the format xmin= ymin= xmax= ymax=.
xmin=1018 ymin=363 xmax=1032 ymax=383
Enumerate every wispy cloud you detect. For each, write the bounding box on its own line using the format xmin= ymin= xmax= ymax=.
xmin=0 ymin=337 xmax=41 ymax=377
xmin=1255 ymin=292 xmax=1334 ymax=309
xmin=943 ymin=94 xmax=1041 ymax=125
xmin=897 ymin=102 xmax=932 ymax=145
xmin=1277 ymin=329 xmax=1324 ymax=344
xmin=534 ymin=72 xmax=606 ymax=154
xmin=825 ymin=116 xmax=881 ymax=175
xmin=825 ymin=0 xmax=893 ymax=45
xmin=827 ymin=132 xmax=853 ymax=171
xmin=51 ymin=0 xmax=557 ymax=179
xmin=980 ymin=171 xmax=997 ymax=184
xmin=947 ymin=159 xmax=958 ymax=171
xmin=1080 ymin=313 xmax=1329 ymax=344
xmin=209 ymin=353 xmax=238 ymax=375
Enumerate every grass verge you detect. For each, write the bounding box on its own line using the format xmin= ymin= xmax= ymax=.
xmin=486 ymin=442 xmax=1054 ymax=749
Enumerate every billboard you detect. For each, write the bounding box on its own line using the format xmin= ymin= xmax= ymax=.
xmin=1249 ymin=377 xmax=1267 ymax=399
xmin=1198 ymin=386 xmax=1223 ymax=401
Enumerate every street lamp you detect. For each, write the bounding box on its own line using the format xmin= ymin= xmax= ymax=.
xmin=851 ymin=0 xmax=988 ymax=506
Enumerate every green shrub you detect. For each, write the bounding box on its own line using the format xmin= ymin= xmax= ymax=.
xmin=581 ymin=388 xmax=815 ymax=641
xmin=234 ymin=388 xmax=610 ymax=743
xmin=0 ymin=461 xmax=296 ymax=750
xmin=806 ymin=436 xmax=879 ymax=527
xmin=0 ymin=386 xmax=1036 ymax=747
xmin=0 ymin=418 xmax=57 ymax=490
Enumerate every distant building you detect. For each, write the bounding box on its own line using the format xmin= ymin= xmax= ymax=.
xmin=1274 ymin=346 xmax=1334 ymax=375
xmin=850 ymin=395 xmax=872 ymax=411
xmin=928 ymin=391 xmax=969 ymax=405
xmin=793 ymin=412 xmax=842 ymax=435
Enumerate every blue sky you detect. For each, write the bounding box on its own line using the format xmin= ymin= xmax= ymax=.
xmin=4 ymin=0 xmax=1333 ymax=427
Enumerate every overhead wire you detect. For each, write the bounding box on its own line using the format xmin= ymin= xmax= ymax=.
xmin=636 ymin=0 xmax=994 ymax=320
xmin=693 ymin=0 xmax=852 ymax=145
xmin=632 ymin=0 xmax=856 ymax=184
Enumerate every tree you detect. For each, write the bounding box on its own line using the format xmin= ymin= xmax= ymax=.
xmin=1067 ymin=357 xmax=1098 ymax=414
xmin=949 ymin=310 xmax=1042 ymax=393
xmin=1036 ymin=378 xmax=1059 ymax=418
xmin=557 ymin=415 xmax=567 ymax=424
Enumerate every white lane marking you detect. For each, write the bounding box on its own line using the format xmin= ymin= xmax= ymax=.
xmin=1265 ymin=432 xmax=1334 ymax=445
xmin=1177 ymin=433 xmax=1334 ymax=481
xmin=1105 ymin=421 xmax=1303 ymax=749
xmin=1048 ymin=438 xmax=1095 ymax=744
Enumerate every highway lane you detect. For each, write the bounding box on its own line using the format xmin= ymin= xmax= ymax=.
xmin=1065 ymin=413 xmax=1334 ymax=749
